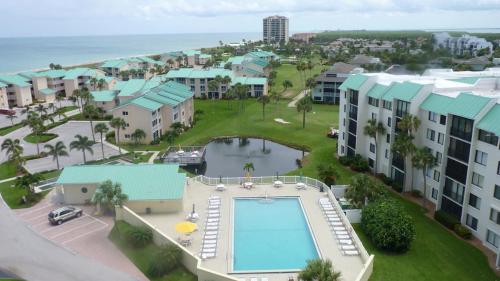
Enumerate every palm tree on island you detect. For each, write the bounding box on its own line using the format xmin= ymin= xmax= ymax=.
xmin=243 ymin=162 xmax=255 ymax=179
xmin=44 ymin=141 xmax=68 ymax=170
xmin=70 ymin=134 xmax=94 ymax=164
xmin=1 ymin=138 xmax=25 ymax=175
xmin=94 ymin=123 xmax=109 ymax=159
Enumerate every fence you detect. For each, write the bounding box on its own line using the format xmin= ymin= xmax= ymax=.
xmin=193 ymin=175 xmax=330 ymax=191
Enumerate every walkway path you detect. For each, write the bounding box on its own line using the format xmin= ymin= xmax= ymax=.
xmin=288 ymin=89 xmax=309 ymax=107
xmin=148 ymin=151 xmax=161 ymax=163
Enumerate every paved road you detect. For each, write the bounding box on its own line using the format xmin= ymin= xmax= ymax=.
xmin=0 ymin=100 xmax=76 ymax=128
xmin=0 ymin=195 xmax=138 ymax=281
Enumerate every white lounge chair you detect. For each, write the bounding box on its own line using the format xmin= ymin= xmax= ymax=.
xmin=322 ymin=206 xmax=334 ymax=211
xmin=338 ymin=239 xmax=353 ymax=245
xmin=342 ymin=250 xmax=359 ymax=256
xmin=207 ymin=218 xmax=219 ymax=223
xmin=337 ymin=234 xmax=350 ymax=239
xmin=205 ymin=231 xmax=218 ymax=236
xmin=335 ymin=231 xmax=348 ymax=235
xmin=203 ymin=239 xmax=217 ymax=244
xmin=330 ymin=222 xmax=343 ymax=226
xmin=202 ymin=248 xmax=216 ymax=253
xmin=208 ymin=213 xmax=220 ymax=218
xmin=208 ymin=205 xmax=219 ymax=210
xmin=209 ymin=195 xmax=220 ymax=199
xmin=333 ymin=226 xmax=346 ymax=231
xmin=250 ymin=278 xmax=258 ymax=281
xmin=204 ymin=235 xmax=217 ymax=240
xmin=296 ymin=182 xmax=306 ymax=190
xmin=205 ymin=226 xmax=218 ymax=231
xmin=201 ymin=252 xmax=216 ymax=259
xmin=341 ymin=245 xmax=356 ymax=250
xmin=319 ymin=198 xmax=330 ymax=203
xmin=202 ymin=244 xmax=216 ymax=249
xmin=206 ymin=222 xmax=219 ymax=227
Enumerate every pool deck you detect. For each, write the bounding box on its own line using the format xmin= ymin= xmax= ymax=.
xmin=140 ymin=180 xmax=365 ymax=281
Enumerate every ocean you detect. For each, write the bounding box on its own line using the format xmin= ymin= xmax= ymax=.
xmin=0 ymin=32 xmax=260 ymax=74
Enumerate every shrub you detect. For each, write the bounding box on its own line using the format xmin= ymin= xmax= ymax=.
xmin=338 ymin=156 xmax=352 ymax=166
xmin=361 ymin=200 xmax=415 ymax=252
xmin=434 ymin=210 xmax=460 ymax=230
xmin=391 ymin=182 xmax=403 ymax=192
xmin=351 ymin=159 xmax=369 ymax=172
xmin=148 ymin=244 xmax=182 ymax=277
xmin=411 ymin=190 xmax=422 ymax=198
xmin=150 ymin=139 xmax=160 ymax=145
xmin=125 ymin=226 xmax=153 ymax=248
xmin=454 ymin=224 xmax=472 ymax=240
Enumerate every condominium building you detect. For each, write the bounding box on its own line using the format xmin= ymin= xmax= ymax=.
xmin=433 ymin=32 xmax=493 ymax=56
xmin=337 ymin=68 xmax=500 ymax=259
xmin=112 ymin=81 xmax=194 ymax=143
xmin=263 ymin=15 xmax=289 ymax=44
xmin=100 ymin=56 xmax=165 ymax=79
xmin=312 ymin=62 xmax=363 ymax=104
xmin=160 ymin=50 xmax=212 ymax=68
xmin=291 ymin=32 xmax=316 ymax=43
xmin=164 ymin=68 xmax=267 ymax=99
xmin=0 ymin=82 xmax=9 ymax=108
xmin=0 ymin=74 xmax=33 ymax=107
xmin=226 ymin=51 xmax=278 ymax=78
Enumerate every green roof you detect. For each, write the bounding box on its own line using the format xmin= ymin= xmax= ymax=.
xmin=183 ymin=50 xmax=201 ymax=56
xmin=382 ymin=81 xmax=423 ymax=102
xmin=0 ymin=81 xmax=7 ymax=88
xmin=91 ymin=90 xmax=116 ymax=102
xmin=448 ymin=77 xmax=482 ymax=85
xmin=446 ymin=92 xmax=491 ymax=119
xmin=232 ymin=76 xmax=267 ymax=85
xmin=165 ymin=68 xmax=234 ymax=79
xmin=56 ymin=164 xmax=186 ymax=201
xmin=130 ymin=96 xmax=163 ymax=111
xmin=101 ymin=59 xmax=128 ymax=68
xmin=39 ymin=88 xmax=56 ymax=95
xmin=338 ymin=74 xmax=368 ymax=91
xmin=227 ymin=56 xmax=245 ymax=65
xmin=420 ymin=93 xmax=455 ymax=115
xmin=0 ymin=75 xmax=31 ymax=87
xmin=36 ymin=69 xmax=66 ymax=79
xmin=366 ymin=84 xmax=388 ymax=99
xmin=116 ymin=79 xmax=148 ymax=97
xmin=64 ymin=68 xmax=104 ymax=79
xmin=477 ymin=104 xmax=500 ymax=136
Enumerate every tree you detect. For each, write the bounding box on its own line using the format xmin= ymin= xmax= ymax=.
xmin=412 ymin=148 xmax=437 ymax=209
xmin=24 ymin=112 xmax=44 ymax=155
xmin=97 ymin=78 xmax=106 ymax=91
xmin=70 ymin=134 xmax=94 ymax=164
xmin=94 ymin=123 xmax=109 ymax=159
xmin=35 ymin=104 xmax=48 ymax=119
xmin=15 ymin=173 xmax=43 ymax=201
xmin=345 ymin=174 xmax=387 ymax=208
xmin=89 ymin=77 xmax=98 ymax=90
xmin=243 ymin=162 xmax=255 ymax=178
xmin=317 ymin=164 xmax=339 ymax=187
xmin=92 ymin=180 xmax=128 ymax=217
xmin=131 ymin=129 xmax=146 ymax=146
xmin=233 ymin=83 xmax=249 ymax=114
xmin=56 ymin=93 xmax=65 ymax=108
xmin=164 ymin=130 xmax=178 ymax=145
xmin=44 ymin=141 xmax=68 ymax=170
xmin=148 ymin=244 xmax=182 ymax=277
xmin=282 ymin=79 xmax=293 ymax=93
xmin=1 ymin=138 xmax=25 ymax=174
xmin=110 ymin=117 xmax=127 ymax=155
xmin=391 ymin=134 xmax=416 ymax=191
xmin=48 ymin=103 xmax=56 ymax=114
xmin=83 ymin=104 xmax=97 ymax=142
xmin=363 ymin=119 xmax=386 ymax=174
xmin=257 ymin=95 xmax=270 ymax=120
xmin=176 ymin=56 xmax=184 ymax=67
xmin=298 ymin=259 xmax=342 ymax=281
xmin=394 ymin=114 xmax=420 ymax=191
xmin=6 ymin=114 xmax=17 ymax=126
xmin=296 ymin=95 xmax=313 ymax=128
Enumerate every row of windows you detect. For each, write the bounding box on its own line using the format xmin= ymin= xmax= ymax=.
xmin=478 ymin=129 xmax=499 ymax=146
xmin=426 ymin=129 xmax=444 ymax=144
xmin=428 ymin=111 xmax=447 ymax=125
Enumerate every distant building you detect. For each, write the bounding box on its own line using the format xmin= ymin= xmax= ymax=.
xmin=291 ymin=33 xmax=316 ymax=43
xmin=0 ymin=74 xmax=33 ymax=108
xmin=312 ymin=62 xmax=363 ymax=104
xmin=350 ymin=55 xmax=381 ymax=66
xmin=226 ymin=50 xmax=279 ymax=78
xmin=263 ymin=15 xmax=289 ymax=44
xmin=433 ymin=32 xmax=493 ymax=56
xmin=99 ymin=56 xmax=165 ymax=79
xmin=160 ymin=50 xmax=212 ymax=68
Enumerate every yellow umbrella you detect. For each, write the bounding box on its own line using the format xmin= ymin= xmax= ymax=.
xmin=175 ymin=221 xmax=197 ymax=234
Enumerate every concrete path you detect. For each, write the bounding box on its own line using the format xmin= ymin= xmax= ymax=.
xmin=288 ymin=89 xmax=309 ymax=107
xmin=148 ymin=151 xmax=161 ymax=163
xmin=0 ymin=194 xmax=138 ymax=281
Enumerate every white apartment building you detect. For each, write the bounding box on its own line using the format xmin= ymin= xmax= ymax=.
xmin=100 ymin=57 xmax=165 ymax=79
xmin=0 ymin=74 xmax=33 ymax=108
xmin=263 ymin=15 xmax=289 ymax=44
xmin=433 ymin=32 xmax=493 ymax=56
xmin=337 ymin=68 xmax=500 ymax=261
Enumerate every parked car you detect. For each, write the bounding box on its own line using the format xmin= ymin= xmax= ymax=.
xmin=48 ymin=206 xmax=83 ymax=225
xmin=0 ymin=108 xmax=16 ymax=116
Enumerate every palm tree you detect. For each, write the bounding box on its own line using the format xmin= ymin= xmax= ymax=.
xmin=396 ymin=114 xmax=421 ymax=190
xmin=363 ymin=119 xmax=386 ymax=175
xmin=296 ymin=62 xmax=305 ymax=89
xmin=243 ymin=162 xmax=255 ymax=178
xmin=35 ymin=104 xmax=47 ymax=119
xmin=131 ymin=129 xmax=146 ymax=146
xmin=345 ymin=174 xmax=386 ymax=208
xmin=317 ymin=164 xmax=339 ymax=187
xmin=94 ymin=123 xmax=109 ymax=159
xmin=72 ymin=89 xmax=82 ymax=112
xmin=91 ymin=180 xmax=128 ymax=217
xmin=110 ymin=117 xmax=126 ymax=155
xmin=233 ymin=83 xmax=249 ymax=114
xmin=24 ymin=112 xmax=44 ymax=155
xmin=167 ymin=59 xmax=174 ymax=68
xmin=170 ymin=122 xmax=183 ymax=135
xmin=298 ymin=259 xmax=341 ymax=281
xmin=306 ymin=77 xmax=316 ymax=93
xmin=208 ymin=80 xmax=219 ymax=99
xmin=15 ymin=173 xmax=43 ymax=198
xmin=21 ymin=105 xmax=31 ymax=115
xmin=257 ymin=95 xmax=270 ymax=120
xmin=391 ymin=134 xmax=416 ymax=191
xmin=6 ymin=114 xmax=17 ymax=126
xmin=70 ymin=134 xmax=94 ymax=164
xmin=412 ymin=148 xmax=437 ymax=209
xmin=83 ymin=104 xmax=97 ymax=142
xmin=44 ymin=141 xmax=68 ymax=170
xmin=97 ymin=78 xmax=106 ymax=91
xmin=176 ymin=56 xmax=184 ymax=67
xmin=89 ymin=77 xmax=98 ymax=90
xmin=296 ymin=95 xmax=313 ymax=129
xmin=48 ymin=103 xmax=56 ymax=114
xmin=56 ymin=93 xmax=65 ymax=108
xmin=282 ymin=79 xmax=293 ymax=94
xmin=1 ymin=138 xmax=25 ymax=173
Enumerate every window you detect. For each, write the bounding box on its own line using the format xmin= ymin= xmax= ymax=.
xmin=466 ymin=214 xmax=478 ymax=230
xmin=469 ymin=193 xmax=481 ymax=209
xmin=448 ymin=137 xmax=470 ymax=163
xmin=428 ymin=111 xmax=438 ymax=122
xmin=426 ymin=129 xmax=435 ymax=141
xmin=438 ymin=133 xmax=444 ymax=144
xmin=341 ymin=145 xmax=345 ymax=154
xmin=433 ymin=170 xmax=440 ymax=182
xmin=450 ymin=116 xmax=473 ymax=141
xmin=122 ymin=111 xmax=128 ymax=116
xmin=368 ymin=158 xmax=374 ymax=168
xmin=368 ymin=97 xmax=379 ymax=107
xmin=443 ymin=178 xmax=465 ymax=204
xmin=371 ymin=113 xmax=377 ymax=120
xmin=369 ymin=143 xmax=375 ymax=153
xmin=440 ymin=115 xmax=446 ymax=125
xmin=431 ymin=188 xmax=438 ymax=199
xmin=124 ymin=134 xmax=130 ymax=139
xmin=487 ymin=230 xmax=499 ymax=248
xmin=383 ymin=100 xmax=392 ymax=110
xmin=494 ymin=185 xmax=500 ymax=200
xmin=81 ymin=187 xmax=88 ymax=193
xmin=490 ymin=208 xmax=500 ymax=225
xmin=386 ymin=134 xmax=390 ymax=143
xmin=426 ymin=168 xmax=432 ymax=177
xmin=395 ymin=100 xmax=410 ymax=117
xmin=471 ymin=172 xmax=484 ymax=188
xmin=436 ymin=151 xmax=442 ymax=164
xmin=478 ymin=129 xmax=499 ymax=146
xmin=385 ymin=149 xmax=389 ymax=159
xmin=474 ymin=150 xmax=488 ymax=166
xmin=343 ymin=118 xmax=345 ymax=127
xmin=387 ymin=117 xmax=392 ymax=127
xmin=498 ymin=162 xmax=500 ymax=175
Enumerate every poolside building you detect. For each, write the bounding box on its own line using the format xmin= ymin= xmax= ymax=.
xmin=112 ymin=80 xmax=194 ymax=143
xmin=0 ymin=74 xmax=33 ymax=107
xmin=56 ymin=164 xmax=186 ymax=214
xmin=312 ymin=62 xmax=363 ymax=104
xmin=337 ymin=68 xmax=500 ymax=257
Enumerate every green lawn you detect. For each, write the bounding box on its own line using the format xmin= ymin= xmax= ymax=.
xmin=23 ymin=133 xmax=58 ymax=144
xmin=0 ymin=169 xmax=57 ymax=209
xmin=271 ymin=59 xmax=325 ymax=97
xmin=109 ymin=221 xmax=197 ymax=281
xmin=0 ymin=123 xmax=24 ymax=136
xmin=0 ymin=161 xmax=18 ymax=180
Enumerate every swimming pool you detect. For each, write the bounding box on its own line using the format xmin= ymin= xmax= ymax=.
xmin=232 ymin=197 xmax=319 ymax=272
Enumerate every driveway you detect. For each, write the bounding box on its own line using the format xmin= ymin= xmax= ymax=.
xmin=0 ymin=100 xmax=76 ymax=128
xmin=0 ymin=193 xmax=138 ymax=281
xmin=14 ymin=193 xmax=148 ymax=281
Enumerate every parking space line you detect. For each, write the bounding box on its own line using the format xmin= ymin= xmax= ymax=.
xmin=87 ymin=214 xmax=109 ymax=226
xmin=49 ymin=220 xmax=99 ymax=239
xmin=25 ymin=212 xmax=51 ymax=222
xmin=17 ymin=204 xmax=54 ymax=217
xmin=39 ymin=214 xmax=91 ymax=234
xmin=31 ymin=220 xmax=51 ymax=228
xmin=61 ymin=225 xmax=108 ymax=245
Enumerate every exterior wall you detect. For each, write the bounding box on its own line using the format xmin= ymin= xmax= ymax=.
xmin=91 ymin=100 xmax=116 ymax=113
xmin=14 ymin=85 xmax=33 ymax=107
xmin=32 ymin=76 xmax=48 ymax=100
xmin=113 ymin=105 xmax=153 ymax=143
xmin=0 ymin=87 xmax=8 ymax=109
xmin=125 ymin=200 xmax=183 ymax=214
xmin=60 ymin=183 xmax=98 ymax=204
xmin=64 ymin=79 xmax=79 ymax=97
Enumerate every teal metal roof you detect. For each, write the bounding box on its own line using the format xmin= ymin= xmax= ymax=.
xmin=116 ymin=79 xmax=147 ymax=97
xmin=477 ymin=104 xmax=500 ymax=136
xmin=39 ymin=88 xmax=56 ymax=95
xmin=36 ymin=69 xmax=66 ymax=79
xmin=101 ymin=59 xmax=128 ymax=68
xmin=18 ymin=71 xmax=37 ymax=79
xmin=56 ymin=164 xmax=186 ymax=201
xmin=382 ymin=81 xmax=423 ymax=102
xmin=64 ymin=68 xmax=104 ymax=79
xmin=232 ymin=77 xmax=267 ymax=85
xmin=130 ymin=96 xmax=163 ymax=111
xmin=183 ymin=50 xmax=201 ymax=56
xmin=165 ymin=68 xmax=234 ymax=79
xmin=448 ymin=77 xmax=482 ymax=85
xmin=446 ymin=92 xmax=491 ymax=119
xmin=0 ymin=82 xmax=6 ymax=88
xmin=338 ymin=74 xmax=368 ymax=91
xmin=366 ymin=84 xmax=388 ymax=99
xmin=227 ymin=56 xmax=245 ymax=65
xmin=420 ymin=93 xmax=455 ymax=115
xmin=91 ymin=90 xmax=116 ymax=102
xmin=0 ymin=75 xmax=31 ymax=87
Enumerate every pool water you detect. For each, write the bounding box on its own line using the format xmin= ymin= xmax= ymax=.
xmin=233 ymin=197 xmax=319 ymax=272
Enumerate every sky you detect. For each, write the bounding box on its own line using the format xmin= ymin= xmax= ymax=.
xmin=1 ymin=0 xmax=500 ymax=37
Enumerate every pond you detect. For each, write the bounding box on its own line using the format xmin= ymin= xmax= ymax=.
xmin=189 ymin=137 xmax=306 ymax=177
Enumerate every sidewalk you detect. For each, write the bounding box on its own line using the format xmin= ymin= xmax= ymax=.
xmin=288 ymin=89 xmax=309 ymax=107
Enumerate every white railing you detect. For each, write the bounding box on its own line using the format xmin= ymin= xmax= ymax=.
xmin=193 ymin=175 xmax=330 ymax=191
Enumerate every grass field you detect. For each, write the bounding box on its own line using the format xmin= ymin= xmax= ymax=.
xmin=0 ymin=161 xmax=17 ymax=180
xmin=271 ymin=59 xmax=325 ymax=97
xmin=0 ymin=123 xmax=23 ymax=136
xmin=23 ymin=133 xmax=58 ymax=144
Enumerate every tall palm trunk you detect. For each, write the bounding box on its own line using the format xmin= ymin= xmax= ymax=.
xmin=100 ymin=134 xmax=105 ymax=159
xmin=55 ymin=155 xmax=60 ymax=170
xmin=82 ymin=151 xmax=87 ymax=164
xmin=422 ymin=167 xmax=427 ymax=209
xmin=89 ymin=120 xmax=95 ymax=142
xmin=373 ymin=136 xmax=378 ymax=175
xmin=116 ymin=128 xmax=122 ymax=155
xmin=302 ymin=109 xmax=306 ymax=129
